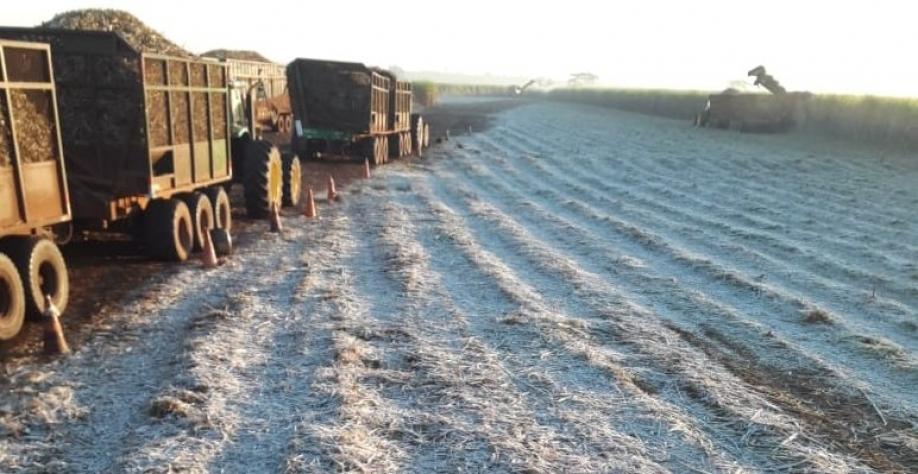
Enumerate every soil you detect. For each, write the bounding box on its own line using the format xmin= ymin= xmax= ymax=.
xmin=1 ymin=98 xmax=916 ymax=473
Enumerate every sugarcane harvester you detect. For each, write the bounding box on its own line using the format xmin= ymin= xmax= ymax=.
xmin=696 ymin=65 xmax=809 ymax=133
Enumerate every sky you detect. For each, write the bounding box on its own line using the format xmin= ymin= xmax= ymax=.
xmin=6 ymin=0 xmax=918 ymax=96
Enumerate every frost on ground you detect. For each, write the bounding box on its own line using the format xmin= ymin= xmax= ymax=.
xmin=1 ymin=101 xmax=917 ymax=473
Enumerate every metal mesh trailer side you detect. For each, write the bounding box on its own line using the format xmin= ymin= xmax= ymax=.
xmin=0 ymin=39 xmax=70 ymax=236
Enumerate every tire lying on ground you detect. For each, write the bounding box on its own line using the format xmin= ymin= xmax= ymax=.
xmin=243 ymin=139 xmax=283 ymax=218
xmin=210 ymin=228 xmax=233 ymax=257
xmin=0 ymin=253 xmax=26 ymax=340
xmin=144 ymin=199 xmax=194 ymax=262
xmin=0 ymin=237 xmax=69 ymax=320
xmin=205 ymin=186 xmax=232 ymax=233
xmin=182 ymin=192 xmax=215 ymax=252
xmin=281 ymin=152 xmax=302 ymax=208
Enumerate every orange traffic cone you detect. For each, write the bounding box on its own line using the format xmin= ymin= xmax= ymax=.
xmin=270 ymin=202 xmax=283 ymax=232
xmin=304 ymin=187 xmax=317 ymax=218
xmin=364 ymin=158 xmax=371 ymax=179
xmin=201 ymin=228 xmax=219 ymax=268
xmin=42 ymin=295 xmax=70 ymax=355
xmin=327 ymin=175 xmax=337 ymax=202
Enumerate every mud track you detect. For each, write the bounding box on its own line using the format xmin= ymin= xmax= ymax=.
xmin=1 ymin=100 xmax=916 ymax=473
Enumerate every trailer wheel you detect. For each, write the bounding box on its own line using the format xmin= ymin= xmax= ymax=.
xmin=364 ymin=137 xmax=381 ymax=166
xmin=243 ymin=139 xmax=283 ymax=218
xmin=381 ymin=136 xmax=390 ymax=164
xmin=205 ymin=186 xmax=232 ymax=233
xmin=0 ymin=253 xmax=25 ymax=341
xmin=282 ymin=152 xmax=302 ymax=207
xmin=1 ymin=237 xmax=69 ymax=320
xmin=144 ymin=199 xmax=194 ymax=262
xmin=182 ymin=192 xmax=215 ymax=252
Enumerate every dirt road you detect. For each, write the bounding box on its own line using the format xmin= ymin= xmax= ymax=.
xmin=1 ymin=100 xmax=916 ymax=473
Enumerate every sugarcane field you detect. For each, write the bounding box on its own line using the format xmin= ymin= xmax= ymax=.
xmin=0 ymin=3 xmax=916 ymax=473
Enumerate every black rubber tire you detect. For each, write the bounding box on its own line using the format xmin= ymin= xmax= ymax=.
xmin=0 ymin=253 xmax=25 ymax=341
xmin=0 ymin=237 xmax=69 ymax=320
xmin=210 ymin=228 xmax=233 ymax=257
xmin=243 ymin=139 xmax=283 ymax=218
xmin=204 ymin=186 xmax=232 ymax=233
xmin=181 ymin=192 xmax=215 ymax=252
xmin=144 ymin=199 xmax=194 ymax=262
xmin=282 ymin=152 xmax=302 ymax=208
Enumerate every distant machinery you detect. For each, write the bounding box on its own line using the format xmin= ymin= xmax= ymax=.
xmin=695 ymin=66 xmax=810 ymax=133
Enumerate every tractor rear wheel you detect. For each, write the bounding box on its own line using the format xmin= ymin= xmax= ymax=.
xmin=144 ymin=199 xmax=194 ymax=262
xmin=182 ymin=192 xmax=215 ymax=252
xmin=205 ymin=186 xmax=232 ymax=233
xmin=0 ymin=253 xmax=25 ymax=341
xmin=282 ymin=152 xmax=302 ymax=208
xmin=1 ymin=237 xmax=69 ymax=320
xmin=243 ymin=139 xmax=283 ymax=218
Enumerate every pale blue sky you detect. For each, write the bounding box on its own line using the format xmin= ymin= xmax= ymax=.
xmin=7 ymin=0 xmax=918 ymax=96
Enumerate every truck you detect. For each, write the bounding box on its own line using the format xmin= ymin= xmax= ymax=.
xmin=0 ymin=40 xmax=70 ymax=340
xmin=696 ymin=66 xmax=810 ymax=133
xmin=287 ymin=58 xmax=427 ymax=165
xmin=0 ymin=28 xmax=286 ymax=261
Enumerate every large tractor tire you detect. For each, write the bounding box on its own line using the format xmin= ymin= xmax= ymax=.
xmin=0 ymin=253 xmax=26 ymax=340
xmin=243 ymin=139 xmax=283 ymax=218
xmin=282 ymin=152 xmax=302 ymax=208
xmin=0 ymin=237 xmax=69 ymax=320
xmin=144 ymin=199 xmax=194 ymax=262
xmin=205 ymin=186 xmax=232 ymax=233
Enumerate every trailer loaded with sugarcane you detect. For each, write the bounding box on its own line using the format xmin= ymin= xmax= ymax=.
xmin=0 ymin=39 xmax=70 ymax=341
xmin=0 ymin=28 xmax=287 ymax=263
xmin=287 ymin=58 xmax=428 ymax=165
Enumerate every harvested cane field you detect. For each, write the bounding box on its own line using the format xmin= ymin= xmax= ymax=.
xmin=1 ymin=98 xmax=917 ymax=473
